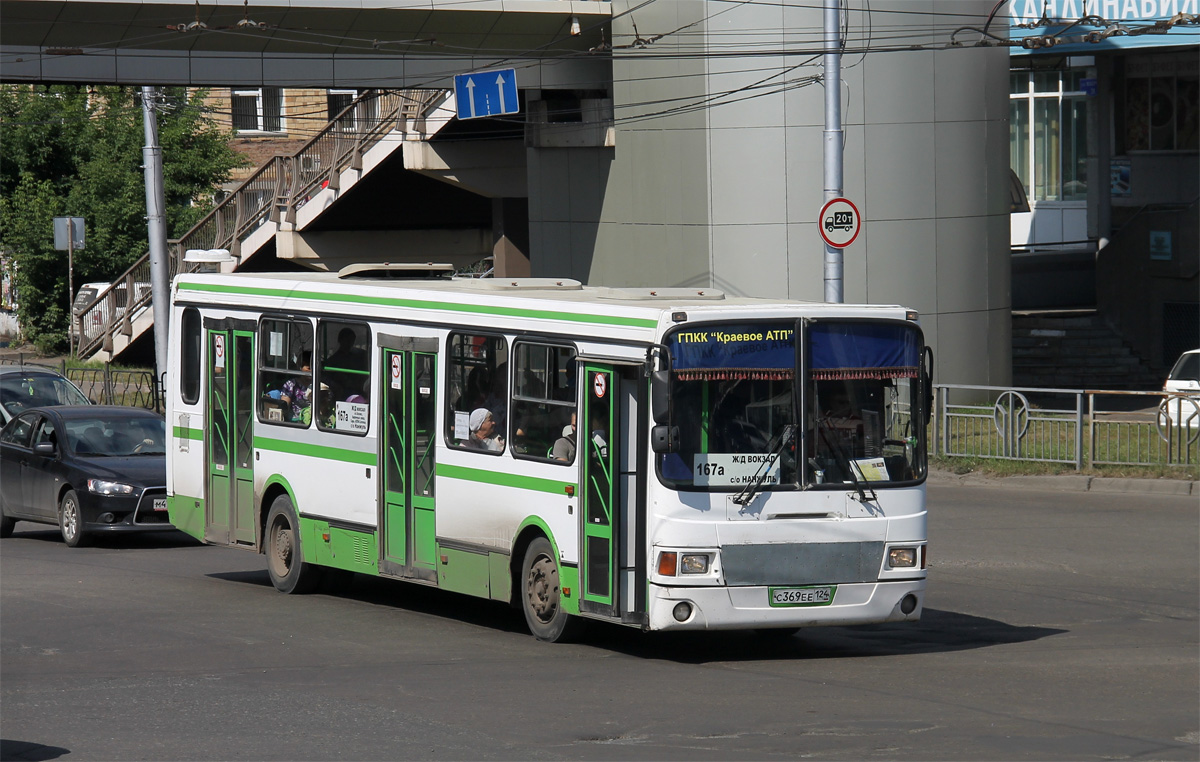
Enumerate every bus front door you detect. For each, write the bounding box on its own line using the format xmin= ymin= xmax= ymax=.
xmin=580 ymin=365 xmax=617 ymax=613
xmin=206 ymin=328 xmax=256 ymax=546
xmin=379 ymin=342 xmax=438 ymax=581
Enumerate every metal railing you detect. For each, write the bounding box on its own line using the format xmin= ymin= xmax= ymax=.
xmin=0 ymin=357 xmax=159 ymax=412
xmin=934 ymin=384 xmax=1199 ymax=469
xmin=74 ymin=88 xmax=450 ymax=360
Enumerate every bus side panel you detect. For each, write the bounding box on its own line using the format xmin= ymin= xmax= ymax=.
xmin=168 ymin=413 xmax=206 ymax=541
xmin=436 ymin=448 xmax=579 ymax=568
xmin=300 ymin=518 xmax=379 ymax=575
xmin=254 ymin=436 xmax=378 ymax=530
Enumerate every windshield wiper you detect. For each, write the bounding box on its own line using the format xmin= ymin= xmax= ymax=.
xmin=731 ymin=424 xmax=796 ymax=506
xmin=815 ymin=419 xmax=876 ymax=503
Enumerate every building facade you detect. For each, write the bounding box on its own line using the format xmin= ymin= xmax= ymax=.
xmin=1008 ymin=2 xmax=1198 ymax=371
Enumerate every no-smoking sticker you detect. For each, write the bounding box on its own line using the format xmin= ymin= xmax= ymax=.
xmin=213 ymin=334 xmax=225 ymax=370
xmin=390 ymin=354 xmax=402 ymax=390
xmin=593 ymin=372 xmax=607 ymax=399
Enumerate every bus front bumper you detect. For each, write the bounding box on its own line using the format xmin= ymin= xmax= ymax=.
xmin=647 ymin=579 xmax=925 ymax=631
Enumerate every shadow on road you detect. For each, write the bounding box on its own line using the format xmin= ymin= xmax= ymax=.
xmin=0 ymin=740 xmax=70 ymax=761
xmin=582 ymin=608 xmax=1066 ymax=663
xmin=204 ymin=568 xmax=1062 ymax=659
xmin=5 ymin=525 xmax=200 ymax=549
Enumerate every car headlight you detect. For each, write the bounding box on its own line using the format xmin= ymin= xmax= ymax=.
xmin=88 ymin=479 xmax=135 ymax=496
xmin=888 ymin=547 xmax=917 ymax=568
xmin=680 ymin=554 xmax=710 ymax=574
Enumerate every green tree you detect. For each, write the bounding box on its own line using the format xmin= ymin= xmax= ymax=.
xmin=0 ymin=85 xmax=244 ymax=352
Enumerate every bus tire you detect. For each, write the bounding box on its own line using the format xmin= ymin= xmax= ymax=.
xmin=59 ymin=490 xmax=88 ymax=548
xmin=521 ymin=537 xmax=580 ymax=643
xmin=265 ymin=495 xmax=322 ymax=594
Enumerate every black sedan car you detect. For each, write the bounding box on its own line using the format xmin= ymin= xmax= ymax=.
xmin=0 ymin=406 xmax=172 ymax=546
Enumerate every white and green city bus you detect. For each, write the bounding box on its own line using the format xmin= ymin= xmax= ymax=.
xmin=166 ymin=265 xmax=931 ymax=641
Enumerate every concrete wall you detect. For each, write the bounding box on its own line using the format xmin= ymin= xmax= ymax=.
xmin=527 ymin=0 xmax=1012 ymax=387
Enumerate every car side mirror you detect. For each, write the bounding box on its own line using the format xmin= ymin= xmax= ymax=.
xmin=651 ymin=424 xmax=679 ymax=454
xmin=34 ymin=442 xmax=56 ymax=456
xmin=651 ymin=370 xmax=670 ymax=425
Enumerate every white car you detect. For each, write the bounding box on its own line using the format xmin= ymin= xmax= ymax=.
xmin=1160 ymin=349 xmax=1200 ymax=432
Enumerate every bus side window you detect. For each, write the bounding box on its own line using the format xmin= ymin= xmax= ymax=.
xmin=258 ymin=317 xmax=315 ymax=427
xmin=316 ymin=320 xmax=371 ymax=435
xmin=446 ymin=332 xmax=508 ymax=452
xmin=180 ymin=308 xmax=201 ymax=405
xmin=510 ymin=342 xmax=577 ymax=464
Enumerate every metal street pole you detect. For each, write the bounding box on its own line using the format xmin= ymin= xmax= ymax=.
xmin=822 ymin=0 xmax=844 ymax=303
xmin=142 ymin=86 xmax=171 ymax=388
xmin=67 ymin=233 xmax=74 ymax=358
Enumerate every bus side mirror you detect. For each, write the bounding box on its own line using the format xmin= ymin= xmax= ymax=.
xmin=922 ymin=346 xmax=934 ymax=425
xmin=651 ymin=425 xmax=679 ymax=454
xmin=651 ymin=370 xmax=670 ymax=425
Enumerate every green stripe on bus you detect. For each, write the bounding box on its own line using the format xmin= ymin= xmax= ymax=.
xmin=253 ymin=436 xmax=375 ymax=465
xmin=173 ymin=426 xmax=204 ymax=440
xmin=176 ymin=281 xmax=659 ymax=329
xmin=439 ymin=463 xmax=574 ymax=496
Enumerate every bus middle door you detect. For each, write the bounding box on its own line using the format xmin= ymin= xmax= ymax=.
xmin=580 ymin=364 xmax=617 ymax=615
xmin=205 ymin=326 xmax=256 ymax=546
xmin=378 ymin=338 xmax=438 ymax=582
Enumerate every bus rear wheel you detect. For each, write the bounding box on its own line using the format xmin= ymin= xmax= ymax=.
xmin=521 ymin=537 xmax=580 ymax=643
xmin=265 ymin=495 xmax=322 ymax=594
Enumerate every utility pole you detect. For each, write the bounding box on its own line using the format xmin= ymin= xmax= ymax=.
xmin=141 ymin=86 xmax=171 ymax=388
xmin=822 ymin=0 xmax=844 ymax=303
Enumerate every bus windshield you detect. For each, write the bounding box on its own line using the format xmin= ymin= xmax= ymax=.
xmin=658 ymin=320 xmax=926 ymax=491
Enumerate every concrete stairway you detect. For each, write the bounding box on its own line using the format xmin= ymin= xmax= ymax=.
xmin=1012 ymin=310 xmax=1162 ymax=391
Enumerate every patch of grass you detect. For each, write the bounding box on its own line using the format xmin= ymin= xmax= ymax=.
xmin=931 ymin=455 xmax=1197 ymax=481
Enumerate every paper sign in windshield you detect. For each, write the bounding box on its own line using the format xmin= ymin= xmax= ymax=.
xmin=851 ymin=457 xmax=889 ymax=482
xmin=693 ymin=453 xmax=781 ymax=486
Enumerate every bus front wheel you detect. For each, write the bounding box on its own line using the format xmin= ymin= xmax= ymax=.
xmin=265 ymin=495 xmax=322 ymax=594
xmin=521 ymin=537 xmax=580 ymax=643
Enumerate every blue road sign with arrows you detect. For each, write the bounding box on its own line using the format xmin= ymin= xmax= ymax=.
xmin=454 ymin=69 xmax=519 ymax=120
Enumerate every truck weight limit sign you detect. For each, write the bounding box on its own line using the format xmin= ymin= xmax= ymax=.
xmin=818 ymin=198 xmax=861 ymax=249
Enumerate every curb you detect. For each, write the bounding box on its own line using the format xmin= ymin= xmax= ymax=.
xmin=927 ymin=469 xmax=1198 ymax=496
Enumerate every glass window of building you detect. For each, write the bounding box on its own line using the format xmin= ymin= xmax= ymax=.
xmin=1010 ymin=66 xmax=1088 ymax=202
xmin=1117 ymin=52 xmax=1199 ymax=153
xmin=231 ymin=87 xmax=283 ymax=133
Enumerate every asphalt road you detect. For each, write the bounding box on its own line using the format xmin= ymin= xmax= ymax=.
xmin=2 ymin=482 xmax=1197 ymax=761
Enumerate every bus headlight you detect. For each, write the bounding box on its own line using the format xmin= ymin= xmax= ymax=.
xmin=89 ymin=479 xmax=135 ymax=496
xmin=680 ymin=554 xmax=709 ymax=574
xmin=888 ymin=547 xmax=917 ymax=568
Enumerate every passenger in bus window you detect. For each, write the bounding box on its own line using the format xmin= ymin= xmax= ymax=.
xmin=552 ymin=413 xmax=577 ymax=462
xmin=281 ymin=354 xmax=314 ymax=425
xmin=455 ymin=366 xmax=489 ymax=412
xmin=468 ymin=408 xmax=504 ymax=452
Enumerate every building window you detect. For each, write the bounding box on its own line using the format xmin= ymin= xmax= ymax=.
xmin=1010 ymin=68 xmax=1088 ymax=202
xmin=1117 ymin=52 xmax=1199 ymax=153
xmin=316 ymin=320 xmax=371 ymax=435
xmin=232 ymin=87 xmax=283 ymax=133
xmin=258 ymin=317 xmax=314 ymax=426
xmin=327 ymin=89 xmax=356 ymax=132
xmin=445 ymin=333 xmax=507 ymax=453
xmin=510 ymin=342 xmax=577 ymax=464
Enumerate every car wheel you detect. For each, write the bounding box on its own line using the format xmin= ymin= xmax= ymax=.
xmin=265 ymin=494 xmax=322 ymax=594
xmin=1 ymin=511 xmax=14 ymax=538
xmin=59 ymin=490 xmax=88 ymax=548
xmin=521 ymin=536 xmax=582 ymax=643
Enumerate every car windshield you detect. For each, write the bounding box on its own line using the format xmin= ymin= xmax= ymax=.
xmin=0 ymin=373 xmax=90 ymax=415
xmin=64 ymin=416 xmax=166 ymax=456
xmin=1168 ymin=352 xmax=1199 ymax=383
xmin=658 ymin=320 xmax=926 ymax=491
